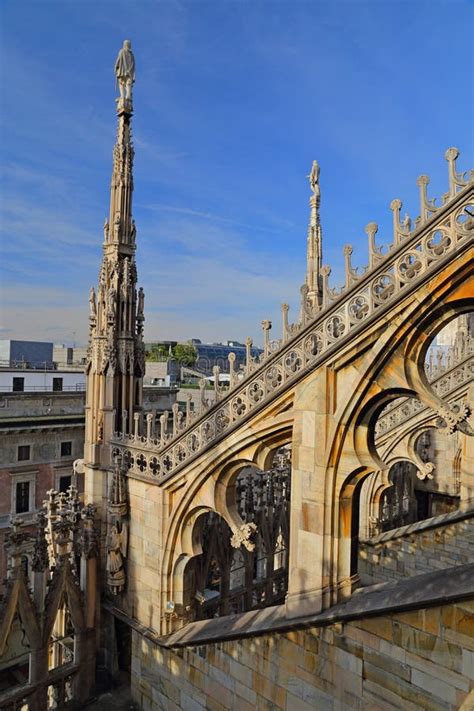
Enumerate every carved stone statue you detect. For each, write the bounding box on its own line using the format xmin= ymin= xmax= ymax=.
xmin=103 ymin=219 xmax=109 ymax=242
xmin=115 ymin=40 xmax=135 ymax=100
xmin=113 ymin=213 xmax=121 ymax=241
xmin=107 ymin=288 xmax=117 ymax=318
xmin=137 ymin=286 xmax=145 ymax=319
xmin=89 ymin=287 xmax=97 ymax=319
xmin=308 ymin=160 xmax=320 ymax=197
xmin=106 ymin=521 xmax=128 ymax=594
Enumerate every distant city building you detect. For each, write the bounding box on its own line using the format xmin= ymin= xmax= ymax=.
xmin=0 ymin=387 xmax=86 ymax=580
xmin=144 ymin=359 xmax=181 ymax=387
xmin=0 ymin=340 xmax=54 ymax=369
xmin=53 ymin=344 xmax=88 ymax=366
xmin=144 ymin=338 xmax=264 ymax=375
xmin=0 ymin=363 xmax=178 ymax=581
xmin=0 ymin=365 xmax=86 ymax=393
xmin=191 ymin=339 xmax=263 ymax=374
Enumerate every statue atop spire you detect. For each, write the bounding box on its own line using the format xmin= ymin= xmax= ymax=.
xmin=115 ymin=40 xmax=135 ymax=101
xmin=304 ymin=160 xmax=323 ymax=313
xmin=308 ymin=160 xmax=320 ymax=198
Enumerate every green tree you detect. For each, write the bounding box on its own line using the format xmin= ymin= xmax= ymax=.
xmin=145 ymin=344 xmax=169 ymax=361
xmin=172 ymin=343 xmax=197 ymax=366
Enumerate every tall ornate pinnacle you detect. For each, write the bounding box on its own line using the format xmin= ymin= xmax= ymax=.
xmin=85 ymin=41 xmax=144 ymax=456
xmin=305 ymin=160 xmax=323 ymax=311
xmin=104 ymin=39 xmax=137 ymax=252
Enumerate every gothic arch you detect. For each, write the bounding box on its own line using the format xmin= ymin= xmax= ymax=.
xmin=307 ymin=270 xmax=473 ymax=606
xmin=160 ymin=425 xmax=292 ymax=620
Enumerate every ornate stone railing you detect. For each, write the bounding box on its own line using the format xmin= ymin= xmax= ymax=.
xmin=112 ymin=149 xmax=473 ymax=481
xmin=375 ymin=350 xmax=473 ymax=439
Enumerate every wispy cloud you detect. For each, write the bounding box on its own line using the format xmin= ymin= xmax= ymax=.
xmin=139 ymin=202 xmax=293 ymax=234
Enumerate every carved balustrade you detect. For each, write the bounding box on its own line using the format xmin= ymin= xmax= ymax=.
xmin=112 ymin=150 xmax=473 ymax=482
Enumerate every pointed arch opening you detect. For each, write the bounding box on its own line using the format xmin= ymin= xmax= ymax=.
xmin=185 ymin=446 xmax=292 ymax=621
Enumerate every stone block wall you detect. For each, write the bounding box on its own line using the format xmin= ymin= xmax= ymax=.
xmin=131 ymin=599 xmax=474 ymax=711
xmin=358 ymin=514 xmax=474 ymax=584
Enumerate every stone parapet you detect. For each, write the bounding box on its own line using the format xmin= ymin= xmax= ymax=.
xmin=130 ymin=590 xmax=474 ymax=710
xmin=359 ymin=512 xmax=474 ymax=584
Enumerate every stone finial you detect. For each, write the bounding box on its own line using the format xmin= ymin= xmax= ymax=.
xmin=343 ymin=245 xmax=355 ymax=289
xmin=212 ymin=365 xmax=221 ymax=399
xmin=133 ymin=412 xmax=141 ymax=438
xmin=365 ymin=222 xmax=383 ymax=270
xmin=299 ymin=283 xmax=312 ymax=324
xmin=390 ymin=199 xmax=411 ymax=246
xmin=245 ymin=337 xmax=255 ymax=375
xmin=281 ymin=303 xmax=290 ymax=341
xmin=198 ymin=379 xmax=208 ymax=414
xmin=320 ymin=265 xmax=332 ymax=310
xmin=417 ymin=174 xmax=438 ymax=222
xmin=444 ymin=146 xmax=473 ymax=197
xmin=261 ymin=320 xmax=272 ymax=357
xmin=146 ymin=412 xmax=155 ymax=440
xmin=228 ymin=352 xmax=237 ymax=388
xmin=172 ymin=402 xmax=182 ymax=435
xmin=160 ymin=411 xmax=169 ymax=440
xmin=53 ymin=511 xmax=73 ymax=559
xmin=185 ymin=393 xmax=193 ymax=423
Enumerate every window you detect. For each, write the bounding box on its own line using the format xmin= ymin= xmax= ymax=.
xmin=52 ymin=378 xmax=63 ymax=392
xmin=21 ymin=555 xmax=29 ymax=578
xmin=12 ymin=377 xmax=24 ymax=392
xmin=11 ymin=473 xmax=36 ymax=518
xmin=60 ymin=441 xmax=72 ymax=457
xmin=59 ymin=475 xmax=71 ymax=493
xmin=17 ymin=445 xmax=30 ymax=462
xmin=16 ymin=481 xmax=30 ymax=513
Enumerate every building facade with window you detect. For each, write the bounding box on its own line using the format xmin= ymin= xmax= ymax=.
xmin=0 ymin=366 xmax=86 ymax=393
xmin=0 ymin=370 xmax=179 ymax=582
xmin=0 ymin=387 xmax=86 ymax=580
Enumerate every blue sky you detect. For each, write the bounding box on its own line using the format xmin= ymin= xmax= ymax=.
xmin=1 ymin=0 xmax=473 ymax=347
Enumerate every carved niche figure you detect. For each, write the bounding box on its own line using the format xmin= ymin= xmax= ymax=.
xmin=114 ymin=40 xmax=135 ymax=100
xmin=130 ymin=219 xmax=136 ymax=243
xmin=113 ymin=213 xmax=121 ymax=241
xmin=89 ymin=287 xmax=97 ymax=319
xmin=103 ymin=218 xmax=109 ymax=242
xmin=137 ymin=286 xmax=145 ymax=319
xmin=106 ymin=520 xmax=128 ymax=594
xmin=107 ymin=288 xmax=117 ymax=318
